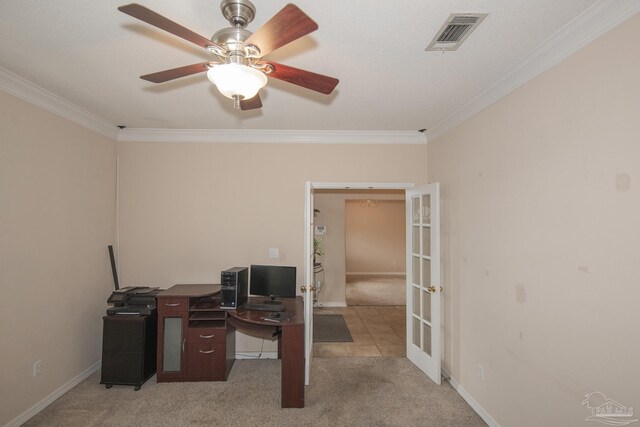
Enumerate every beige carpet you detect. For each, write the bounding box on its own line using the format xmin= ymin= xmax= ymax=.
xmin=346 ymin=275 xmax=406 ymax=306
xmin=24 ymin=358 xmax=486 ymax=427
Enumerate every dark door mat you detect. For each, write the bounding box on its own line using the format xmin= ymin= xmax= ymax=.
xmin=313 ymin=314 xmax=353 ymax=342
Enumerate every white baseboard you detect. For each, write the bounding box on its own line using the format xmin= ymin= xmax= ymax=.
xmin=315 ymin=302 xmax=347 ymax=308
xmin=346 ymin=272 xmax=406 ymax=277
xmin=442 ymin=369 xmax=500 ymax=427
xmin=235 ymin=352 xmax=278 ymax=360
xmin=6 ymin=360 xmax=102 ymax=427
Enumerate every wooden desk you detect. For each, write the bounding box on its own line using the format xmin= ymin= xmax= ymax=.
xmin=228 ymin=296 xmax=305 ymax=408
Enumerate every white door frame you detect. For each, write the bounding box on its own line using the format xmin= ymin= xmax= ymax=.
xmin=303 ymin=181 xmax=415 ymax=385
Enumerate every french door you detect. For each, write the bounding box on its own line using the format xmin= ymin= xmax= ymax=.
xmin=406 ymin=183 xmax=441 ymax=384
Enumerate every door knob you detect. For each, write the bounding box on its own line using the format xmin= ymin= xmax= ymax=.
xmin=300 ymin=285 xmax=307 ymax=292
xmin=427 ymin=286 xmax=443 ymax=294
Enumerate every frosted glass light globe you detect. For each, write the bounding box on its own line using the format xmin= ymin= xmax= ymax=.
xmin=207 ymin=63 xmax=267 ymax=100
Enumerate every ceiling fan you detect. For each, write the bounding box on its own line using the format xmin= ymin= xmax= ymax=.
xmin=118 ymin=1 xmax=339 ymax=110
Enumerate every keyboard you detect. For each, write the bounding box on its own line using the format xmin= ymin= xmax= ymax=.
xmin=242 ymin=303 xmax=285 ymax=312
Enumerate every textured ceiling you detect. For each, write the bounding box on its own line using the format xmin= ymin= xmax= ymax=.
xmin=0 ymin=0 xmax=597 ymax=131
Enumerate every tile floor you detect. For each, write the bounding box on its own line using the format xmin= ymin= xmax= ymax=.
xmin=314 ymin=305 xmax=406 ymax=358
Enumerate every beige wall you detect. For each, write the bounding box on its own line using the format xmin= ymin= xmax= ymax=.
xmin=345 ymin=199 xmax=405 ymax=274
xmin=428 ymin=14 xmax=640 ymax=427
xmin=314 ymin=190 xmax=405 ymax=306
xmin=0 ymin=92 xmax=116 ymax=425
xmin=117 ymin=143 xmax=427 ymax=350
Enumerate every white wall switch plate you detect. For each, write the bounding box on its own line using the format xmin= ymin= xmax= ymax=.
xmin=268 ymin=248 xmax=280 ymax=258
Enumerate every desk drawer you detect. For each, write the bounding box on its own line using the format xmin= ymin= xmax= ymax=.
xmin=188 ymin=326 xmax=226 ymax=343
xmin=187 ymin=341 xmax=226 ymax=381
xmin=158 ymin=297 xmax=188 ymax=314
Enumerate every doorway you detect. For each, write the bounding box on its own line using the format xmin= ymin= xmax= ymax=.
xmin=312 ymin=189 xmax=407 ymax=358
xmin=303 ymin=181 xmax=442 ymax=386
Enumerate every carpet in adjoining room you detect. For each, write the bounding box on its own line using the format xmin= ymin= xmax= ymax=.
xmin=346 ymin=275 xmax=406 ymax=305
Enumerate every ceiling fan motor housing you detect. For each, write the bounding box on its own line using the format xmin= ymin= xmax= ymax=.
xmin=211 ymin=26 xmax=252 ymax=61
xmin=220 ymin=0 xmax=256 ymax=28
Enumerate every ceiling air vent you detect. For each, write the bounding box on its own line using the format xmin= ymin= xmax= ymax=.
xmin=426 ymin=13 xmax=488 ymax=51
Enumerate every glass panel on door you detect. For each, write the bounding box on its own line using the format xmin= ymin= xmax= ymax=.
xmin=422 ymin=323 xmax=432 ymax=356
xmin=412 ymin=256 xmax=420 ymax=286
xmin=412 ymin=286 xmax=420 ymax=316
xmin=422 ymin=227 xmax=431 ymax=255
xmin=421 ymin=259 xmax=431 ymax=288
xmin=421 ymin=289 xmax=431 ymax=323
xmin=412 ymin=196 xmax=420 ymax=223
xmin=421 ymin=194 xmax=431 ymax=224
xmin=412 ymin=226 xmax=420 ymax=253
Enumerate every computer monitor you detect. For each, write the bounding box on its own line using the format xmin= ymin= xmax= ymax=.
xmin=250 ymin=265 xmax=297 ymax=304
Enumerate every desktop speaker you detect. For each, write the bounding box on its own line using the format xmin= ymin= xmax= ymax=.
xmin=220 ymin=267 xmax=248 ymax=309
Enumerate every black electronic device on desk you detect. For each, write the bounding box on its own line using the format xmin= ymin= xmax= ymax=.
xmin=249 ymin=265 xmax=297 ymax=303
xmin=220 ymin=266 xmax=248 ymax=309
xmin=106 ymin=286 xmax=160 ymax=315
xmin=240 ymin=265 xmax=297 ymax=312
xmin=242 ymin=302 xmax=286 ymax=312
xmin=105 ymin=244 xmax=159 ymax=315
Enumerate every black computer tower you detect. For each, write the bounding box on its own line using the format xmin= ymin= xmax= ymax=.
xmin=220 ymin=267 xmax=248 ymax=308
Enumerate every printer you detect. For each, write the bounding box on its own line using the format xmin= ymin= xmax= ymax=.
xmin=106 ymin=286 xmax=160 ymax=316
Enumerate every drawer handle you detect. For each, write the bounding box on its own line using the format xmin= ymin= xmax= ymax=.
xmin=164 ymin=303 xmax=180 ymax=307
xmin=199 ymin=349 xmax=215 ymax=354
xmin=200 ymin=334 xmax=215 ymax=339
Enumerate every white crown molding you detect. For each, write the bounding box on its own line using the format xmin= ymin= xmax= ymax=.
xmin=118 ymin=128 xmax=427 ymax=144
xmin=426 ymin=0 xmax=640 ymax=142
xmin=0 ymin=67 xmax=119 ymax=140
xmin=0 ymin=63 xmax=425 ymax=144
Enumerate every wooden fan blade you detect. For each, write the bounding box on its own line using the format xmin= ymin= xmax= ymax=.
xmin=244 ymin=4 xmax=318 ymax=57
xmin=240 ymin=94 xmax=263 ymax=111
xmin=118 ymin=3 xmax=223 ymax=51
xmin=260 ymin=61 xmax=338 ymax=94
xmin=140 ymin=62 xmax=214 ymax=83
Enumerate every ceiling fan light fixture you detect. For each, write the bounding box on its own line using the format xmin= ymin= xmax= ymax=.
xmin=118 ymin=2 xmax=339 ymax=110
xmin=207 ymin=63 xmax=267 ymax=100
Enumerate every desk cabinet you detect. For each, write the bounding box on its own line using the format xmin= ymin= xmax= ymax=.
xmin=157 ymin=285 xmax=233 ymax=382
